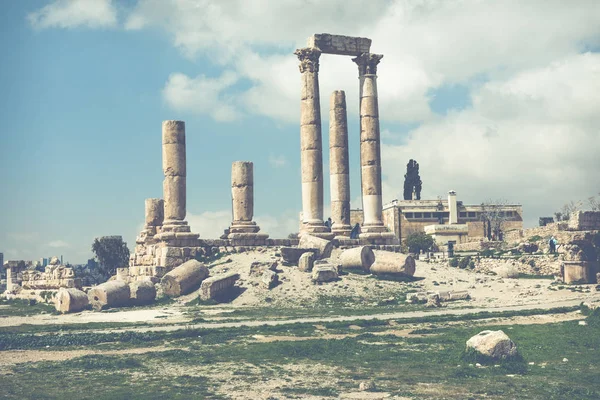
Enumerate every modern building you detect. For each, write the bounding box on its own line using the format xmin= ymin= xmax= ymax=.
xmin=351 ymin=191 xmax=523 ymax=245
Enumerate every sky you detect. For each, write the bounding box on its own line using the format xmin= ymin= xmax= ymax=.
xmin=1 ymin=0 xmax=599 ymax=264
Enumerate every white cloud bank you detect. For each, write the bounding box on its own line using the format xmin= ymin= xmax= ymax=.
xmin=28 ymin=0 xmax=118 ymax=29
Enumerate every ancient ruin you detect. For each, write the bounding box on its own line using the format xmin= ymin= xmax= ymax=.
xmin=228 ymin=161 xmax=269 ymax=245
xmin=296 ymin=34 xmax=396 ymax=243
xmin=403 ymin=159 xmax=422 ymax=200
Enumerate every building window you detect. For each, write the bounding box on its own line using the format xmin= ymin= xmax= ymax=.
xmin=424 ymin=212 xmax=432 ymax=218
xmin=459 ymin=212 xmax=467 ymax=218
xmin=499 ymin=211 xmax=505 ymax=217
xmin=468 ymin=212 xmax=476 ymax=218
xmin=404 ymin=212 xmax=413 ymax=219
xmin=414 ymin=212 xmax=423 ymax=218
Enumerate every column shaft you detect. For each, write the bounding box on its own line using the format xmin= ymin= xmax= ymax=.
xmin=295 ymin=48 xmax=331 ymax=238
xmin=329 ymin=90 xmax=352 ymax=237
xmin=353 ymin=53 xmax=387 ymax=232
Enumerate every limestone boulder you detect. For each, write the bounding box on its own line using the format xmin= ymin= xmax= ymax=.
xmin=298 ymin=252 xmax=315 ymax=272
xmin=339 ymin=246 xmax=375 ymax=272
xmin=88 ymin=281 xmax=130 ymax=311
xmin=129 ymin=280 xmax=156 ymax=305
xmin=370 ymin=251 xmax=416 ymax=276
xmin=280 ymin=247 xmax=318 ymax=265
xmin=261 ymin=270 xmax=279 ymax=289
xmin=161 ymin=260 xmax=209 ymax=297
xmin=311 ymin=265 xmax=338 ymax=283
xmin=199 ymin=272 xmax=240 ymax=301
xmin=466 ymin=330 xmax=518 ymax=359
xmin=298 ymin=234 xmax=333 ymax=259
xmin=55 ymin=288 xmax=89 ymax=313
xmin=249 ymin=261 xmax=277 ymax=277
xmin=517 ymin=242 xmax=539 ymax=254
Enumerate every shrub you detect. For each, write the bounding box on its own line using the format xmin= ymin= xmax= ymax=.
xmin=529 ymin=235 xmax=543 ymax=242
xmin=458 ymin=256 xmax=471 ymax=269
xmin=449 ymin=258 xmax=459 ymax=268
xmin=404 ymin=232 xmax=434 ymax=254
xmin=480 ymin=249 xmax=495 ymax=258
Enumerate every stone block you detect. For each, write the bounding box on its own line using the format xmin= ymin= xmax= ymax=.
xmin=161 ymin=260 xmax=209 ymax=297
xmin=261 ymin=270 xmax=278 ymax=289
xmin=298 ymin=252 xmax=315 ymax=272
xmin=199 ymin=272 xmax=240 ymax=301
xmin=311 ymin=265 xmax=338 ymax=283
xmin=280 ymin=247 xmax=318 ymax=265
xmin=307 ymin=34 xmax=371 ymax=56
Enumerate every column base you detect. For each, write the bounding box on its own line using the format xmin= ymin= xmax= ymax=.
xmin=360 ymin=223 xmax=389 ymax=234
xmin=301 ymin=221 xmax=335 ymax=240
xmin=161 ymin=219 xmax=192 ymax=233
xmin=332 ymin=224 xmax=353 ymax=239
xmin=228 ymin=232 xmax=269 ymax=246
xmin=229 ymin=221 xmax=261 ymax=234
xmin=358 ymin=231 xmax=399 ymax=245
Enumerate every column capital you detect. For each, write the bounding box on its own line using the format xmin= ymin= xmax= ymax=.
xmin=295 ymin=47 xmax=321 ymax=73
xmin=352 ymin=53 xmax=383 ymax=76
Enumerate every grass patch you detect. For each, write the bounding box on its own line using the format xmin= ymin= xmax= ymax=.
xmin=0 ymin=297 xmax=57 ymax=317
xmin=517 ymin=273 xmax=555 ymax=280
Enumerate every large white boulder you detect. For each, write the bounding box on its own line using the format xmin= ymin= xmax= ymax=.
xmin=466 ymin=330 xmax=518 ymax=359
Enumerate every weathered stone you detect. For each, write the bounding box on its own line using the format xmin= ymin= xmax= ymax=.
xmin=88 ymin=281 xmax=130 ymax=311
xmin=249 ymin=261 xmax=277 ymax=277
xmin=298 ymin=252 xmax=315 ymax=272
xmin=426 ymin=294 xmax=442 ymax=308
xmin=466 ymin=330 xmax=518 ymax=359
xmin=129 ymin=280 xmax=157 ymax=305
xmin=280 ymin=247 xmax=318 ymax=264
xmin=261 ymin=270 xmax=278 ymax=289
xmin=199 ymin=272 xmax=240 ymax=301
xmin=517 ymin=242 xmax=539 ymax=254
xmin=298 ymin=234 xmax=333 ymax=259
xmin=339 ymin=246 xmax=375 ymax=272
xmin=145 ymin=198 xmax=164 ymax=227
xmin=370 ymin=251 xmax=415 ymax=276
xmin=307 ymin=34 xmax=371 ymax=56
xmin=295 ymin=47 xmax=327 ymax=235
xmin=55 ymin=288 xmax=89 ymax=313
xmin=161 ymin=260 xmax=209 ymax=297
xmin=403 ymin=159 xmax=422 ymax=200
xmin=563 ymin=261 xmax=598 ymax=284
xmin=311 ymin=265 xmax=338 ymax=283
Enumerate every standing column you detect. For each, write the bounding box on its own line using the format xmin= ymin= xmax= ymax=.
xmin=294 ymin=47 xmax=331 ymax=238
xmin=228 ymin=161 xmax=268 ymax=242
xmin=161 ymin=120 xmax=192 ymax=234
xmin=352 ymin=53 xmax=388 ymax=235
xmin=329 ymin=90 xmax=352 ymax=237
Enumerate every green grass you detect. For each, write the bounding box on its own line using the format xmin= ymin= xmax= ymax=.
xmin=0 ymin=297 xmax=57 ymax=316
xmin=0 ymin=306 xmax=598 ymax=399
xmin=517 ymin=273 xmax=555 ymax=280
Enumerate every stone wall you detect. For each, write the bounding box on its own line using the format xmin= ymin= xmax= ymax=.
xmin=569 ymin=211 xmax=600 ymax=231
xmin=454 ymin=241 xmax=503 ymax=252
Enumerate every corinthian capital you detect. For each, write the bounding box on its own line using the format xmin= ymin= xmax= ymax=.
xmin=294 ymin=47 xmax=321 ymax=73
xmin=352 ymin=53 xmax=383 ymax=75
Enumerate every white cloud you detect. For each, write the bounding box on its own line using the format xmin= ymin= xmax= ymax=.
xmin=187 ymin=209 xmax=299 ymax=239
xmin=381 ymin=52 xmax=600 ymax=226
xmin=162 ymin=71 xmax=241 ymax=121
xmin=187 ymin=210 xmax=231 ymax=239
xmin=48 ymin=240 xmax=70 ymax=248
xmin=28 ymin=0 xmax=118 ymax=29
xmin=268 ymin=154 xmax=287 ymax=168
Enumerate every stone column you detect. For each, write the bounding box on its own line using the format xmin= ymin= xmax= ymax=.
xmin=295 ymin=47 xmax=332 ymax=239
xmin=228 ymin=161 xmax=268 ymax=242
xmin=145 ymin=198 xmax=164 ymax=229
xmin=448 ymin=190 xmax=458 ymax=224
xmin=329 ymin=90 xmax=352 ymax=237
xmin=158 ymin=121 xmax=198 ymax=244
xmin=352 ymin=53 xmax=388 ymax=235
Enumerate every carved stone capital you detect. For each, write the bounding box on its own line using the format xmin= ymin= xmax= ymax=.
xmin=295 ymin=47 xmax=321 ymax=73
xmin=352 ymin=53 xmax=383 ymax=75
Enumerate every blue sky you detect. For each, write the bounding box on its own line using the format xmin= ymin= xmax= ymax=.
xmin=1 ymin=0 xmax=599 ymax=264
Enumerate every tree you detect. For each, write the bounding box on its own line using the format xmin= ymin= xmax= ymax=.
xmin=91 ymin=236 xmax=130 ymax=278
xmin=405 ymin=232 xmax=434 ymax=254
xmin=480 ymin=199 xmax=510 ymax=241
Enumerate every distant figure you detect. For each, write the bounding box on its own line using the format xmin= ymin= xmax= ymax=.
xmin=549 ymin=236 xmax=556 ymax=253
xmin=325 ymin=217 xmax=332 ymax=230
xmin=350 ymin=223 xmax=361 ymax=239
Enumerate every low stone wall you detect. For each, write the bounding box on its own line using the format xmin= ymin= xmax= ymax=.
xmin=472 ymin=256 xmax=562 ymax=276
xmin=199 ymin=272 xmax=240 ymax=301
xmin=454 ymin=241 xmax=503 ymax=252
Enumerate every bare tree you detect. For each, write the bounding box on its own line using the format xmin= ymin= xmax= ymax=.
xmin=557 ymin=200 xmax=583 ymax=221
xmin=480 ymin=199 xmax=510 ymax=241
xmin=589 ymin=193 xmax=600 ymax=211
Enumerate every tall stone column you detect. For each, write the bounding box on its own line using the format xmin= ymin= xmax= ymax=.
xmin=329 ymin=90 xmax=352 ymax=237
xmin=228 ymin=161 xmax=268 ymax=243
xmin=145 ymin=198 xmax=164 ymax=230
xmin=352 ymin=53 xmax=392 ymax=237
xmin=294 ymin=47 xmax=332 ymax=239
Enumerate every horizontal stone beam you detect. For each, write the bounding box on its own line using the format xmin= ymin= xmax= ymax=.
xmin=307 ymin=33 xmax=371 ymax=56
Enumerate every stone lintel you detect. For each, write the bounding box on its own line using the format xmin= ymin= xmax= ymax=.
xmin=307 ymin=34 xmax=371 ymax=56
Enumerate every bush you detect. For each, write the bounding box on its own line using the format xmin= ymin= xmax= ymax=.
xmin=480 ymin=249 xmax=495 ymax=258
xmin=405 ymin=232 xmax=434 ymax=254
xmin=449 ymin=258 xmax=459 ymax=268
xmin=458 ymin=256 xmax=471 ymax=269
xmin=529 ymin=235 xmax=543 ymax=242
